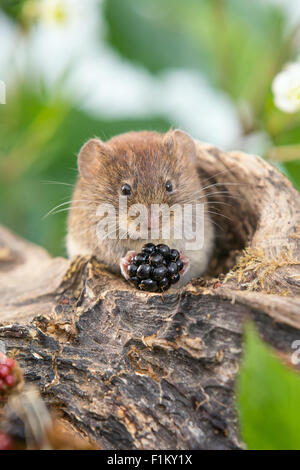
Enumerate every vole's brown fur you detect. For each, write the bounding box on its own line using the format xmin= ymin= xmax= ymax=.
xmin=67 ymin=129 xmax=214 ymax=285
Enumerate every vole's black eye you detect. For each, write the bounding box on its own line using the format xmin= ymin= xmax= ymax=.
xmin=121 ymin=183 xmax=131 ymax=196
xmin=165 ymin=180 xmax=173 ymax=192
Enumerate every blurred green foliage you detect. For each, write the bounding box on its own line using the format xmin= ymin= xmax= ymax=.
xmin=104 ymin=0 xmax=300 ymax=185
xmin=0 ymin=83 xmax=170 ymax=255
xmin=0 ymin=0 xmax=26 ymax=20
xmin=0 ymin=0 xmax=300 ymax=258
xmin=104 ymin=0 xmax=286 ymax=102
xmin=104 ymin=0 xmax=300 ymax=188
xmin=238 ymin=324 xmax=300 ymax=450
xmin=1 ymin=1 xmax=300 ymax=450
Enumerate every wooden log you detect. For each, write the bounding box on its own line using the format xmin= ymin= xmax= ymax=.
xmin=0 ymin=143 xmax=300 ymax=449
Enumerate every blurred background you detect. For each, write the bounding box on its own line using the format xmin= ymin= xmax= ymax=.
xmin=1 ymin=0 xmax=300 ymax=257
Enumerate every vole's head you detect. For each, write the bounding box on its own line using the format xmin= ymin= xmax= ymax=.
xmin=77 ymin=130 xmax=204 ymax=239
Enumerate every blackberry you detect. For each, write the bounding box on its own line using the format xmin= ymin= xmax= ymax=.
xmin=176 ymin=258 xmax=184 ymax=272
xmin=132 ymin=253 xmax=148 ymax=265
xmin=128 ymin=264 xmax=137 ymax=278
xmin=168 ymin=262 xmax=178 ymax=278
xmin=169 ymin=249 xmax=180 ymax=261
xmin=156 ymin=244 xmax=170 ymax=258
xmin=139 ymin=279 xmax=158 ymax=292
xmin=149 ymin=253 xmax=164 ymax=267
xmin=128 ymin=244 xmax=183 ymax=292
xmin=158 ymin=277 xmax=170 ymax=290
xmin=152 ymin=265 xmax=167 ymax=281
xmin=137 ymin=264 xmax=152 ymax=279
xmin=170 ymin=273 xmax=180 ymax=284
xmin=142 ymin=243 xmax=156 ymax=255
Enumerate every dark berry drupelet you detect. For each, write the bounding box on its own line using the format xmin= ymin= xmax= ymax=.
xmin=142 ymin=243 xmax=156 ymax=255
xmin=127 ymin=244 xmax=183 ymax=292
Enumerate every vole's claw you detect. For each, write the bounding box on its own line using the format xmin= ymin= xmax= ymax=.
xmin=120 ymin=250 xmax=137 ymax=280
xmin=179 ymin=253 xmax=190 ymax=276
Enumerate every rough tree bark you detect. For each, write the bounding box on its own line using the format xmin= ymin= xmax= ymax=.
xmin=0 ymin=143 xmax=300 ymax=450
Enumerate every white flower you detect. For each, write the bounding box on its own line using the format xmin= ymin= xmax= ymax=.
xmin=272 ymin=62 xmax=300 ymax=113
xmin=22 ymin=0 xmax=70 ymax=26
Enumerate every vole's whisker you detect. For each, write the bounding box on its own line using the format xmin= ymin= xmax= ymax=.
xmin=41 ymin=180 xmax=74 ymax=187
xmin=204 ymin=201 xmax=234 ymax=206
xmin=47 ymin=206 xmax=98 ymax=217
xmin=100 ymin=229 xmax=120 ymax=239
xmin=201 ymin=191 xmax=243 ymax=200
xmin=182 ymin=192 xmax=242 ymax=204
xmin=75 ymin=222 xmax=120 ymax=240
xmin=206 ymin=210 xmax=234 ymax=222
xmin=44 ymin=199 xmax=98 ymax=219
xmin=186 ymin=188 xmax=240 ymax=198
xmin=201 ymin=182 xmax=245 ymax=192
xmin=207 ymin=218 xmax=225 ymax=232
xmin=71 ymin=199 xmax=99 ymax=204
xmin=200 ymin=168 xmax=231 ymax=185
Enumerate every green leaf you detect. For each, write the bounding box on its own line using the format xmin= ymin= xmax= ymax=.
xmin=237 ymin=323 xmax=300 ymax=450
xmin=0 ymin=0 xmax=29 ymax=27
xmin=264 ymin=113 xmax=300 ymax=192
xmin=103 ymin=0 xmax=203 ymax=74
xmin=103 ymin=0 xmax=286 ymax=106
xmin=283 ymin=160 xmax=300 ymax=192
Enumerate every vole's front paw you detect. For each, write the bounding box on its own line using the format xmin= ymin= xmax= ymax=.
xmin=179 ymin=252 xmax=190 ymax=276
xmin=120 ymin=251 xmax=137 ymax=280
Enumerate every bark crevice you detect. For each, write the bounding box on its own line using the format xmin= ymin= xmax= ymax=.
xmin=0 ymin=144 xmax=300 ymax=449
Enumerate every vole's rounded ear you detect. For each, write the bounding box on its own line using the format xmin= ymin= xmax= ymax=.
xmin=163 ymin=131 xmax=176 ymax=155
xmin=78 ymin=138 xmax=108 ymax=179
xmin=163 ymin=129 xmax=197 ymax=165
